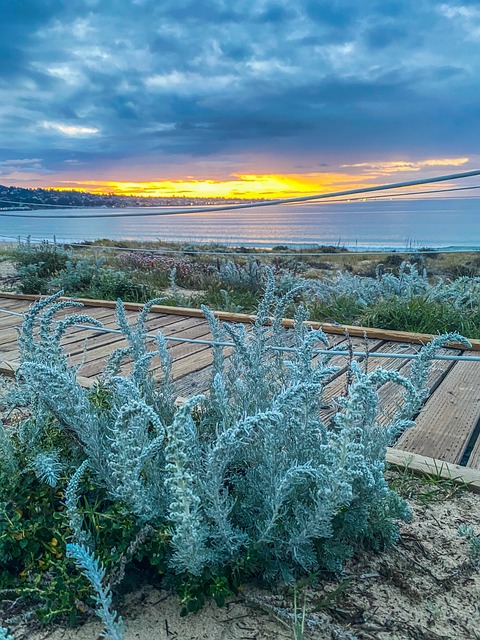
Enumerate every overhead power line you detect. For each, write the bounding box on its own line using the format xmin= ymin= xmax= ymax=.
xmin=1 ymin=182 xmax=480 ymax=214
xmin=0 ymin=168 xmax=479 ymax=219
xmin=5 ymin=232 xmax=480 ymax=257
xmin=0 ymin=306 xmax=477 ymax=362
xmin=0 ymin=198 xmax=94 ymax=208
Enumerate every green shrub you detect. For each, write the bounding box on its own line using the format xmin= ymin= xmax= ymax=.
xmin=13 ymin=239 xmax=70 ymax=279
xmin=360 ymin=296 xmax=480 ymax=338
xmin=0 ymin=281 xmax=469 ymax=635
xmin=84 ymin=269 xmax=159 ymax=303
xmin=16 ymin=262 xmax=160 ymax=303
xmin=193 ymin=286 xmax=261 ymax=313
xmin=16 ymin=264 xmax=50 ymax=295
xmin=307 ymin=295 xmax=365 ymax=325
xmin=50 ymin=258 xmax=104 ymax=296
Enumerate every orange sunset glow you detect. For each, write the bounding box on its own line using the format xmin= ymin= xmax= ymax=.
xmin=47 ymin=157 xmax=472 ymax=199
xmin=53 ymin=173 xmax=377 ymax=199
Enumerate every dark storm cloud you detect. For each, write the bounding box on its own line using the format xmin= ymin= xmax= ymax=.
xmin=0 ymin=0 xmax=479 ymax=181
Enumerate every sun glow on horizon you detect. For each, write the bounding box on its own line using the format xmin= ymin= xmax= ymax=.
xmin=51 ymin=173 xmax=376 ymax=199
xmin=42 ymin=156 xmax=474 ymax=200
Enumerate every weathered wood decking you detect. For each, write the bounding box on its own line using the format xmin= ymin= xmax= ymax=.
xmin=1 ymin=293 xmax=480 ymax=489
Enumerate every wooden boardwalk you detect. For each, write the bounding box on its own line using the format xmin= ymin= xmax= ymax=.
xmin=1 ymin=293 xmax=480 ymax=485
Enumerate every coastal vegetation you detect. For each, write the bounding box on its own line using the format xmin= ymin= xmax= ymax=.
xmin=1 ymin=241 xmax=480 ymax=638
xmin=0 ymin=281 xmax=471 ymax=638
xmin=2 ymin=238 xmax=480 ymax=338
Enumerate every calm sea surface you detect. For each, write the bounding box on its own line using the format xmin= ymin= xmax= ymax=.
xmin=1 ymin=197 xmax=479 ymax=250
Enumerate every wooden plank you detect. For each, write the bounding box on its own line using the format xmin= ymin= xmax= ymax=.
xmin=67 ymin=307 xmax=119 ymax=321
xmin=175 ymin=334 xmax=378 ymax=412
xmin=0 ymin=360 xmax=18 ymax=377
xmin=0 ymin=300 xmax=115 ymax=332
xmin=174 ymin=364 xmax=216 ymax=395
xmin=171 ymin=322 xmax=328 ymax=385
xmin=51 ymin=313 xmax=192 ymax=363
xmin=2 ymin=292 xmax=477 ymax=351
xmin=0 ymin=310 xmax=139 ymax=356
xmin=173 ymin=332 xmax=350 ymax=396
xmin=319 ymin=339 xmax=402 ymax=422
xmin=77 ymin=322 xmax=213 ymax=378
xmin=0 ymin=305 xmax=194 ymax=386
xmin=0 ymin=327 xmax=21 ymax=344
xmin=0 ymin=332 xmax=20 ymax=348
xmin=144 ymin=315 xmax=208 ymax=336
xmin=58 ymin=314 xmax=206 ymax=358
xmin=0 ymin=314 xmax=22 ymax=329
xmin=171 ymin=347 xmax=215 ymax=380
xmin=395 ymin=358 xmax=480 ymax=464
xmin=466 ymin=434 xmax=480 ymax=470
xmin=0 ymin=323 xmax=23 ymax=343
xmin=386 ymin=447 xmax=480 ymax=493
xmin=0 ymin=299 xmax=31 ymax=311
xmin=376 ymin=346 xmax=461 ymax=427
xmin=466 ymin=412 xmax=480 ymax=469
xmin=0 ymin=360 xmax=94 ymax=388
xmin=0 ymin=312 xmax=139 ymax=362
xmin=172 ymin=333 xmax=350 ymax=384
xmin=59 ymin=311 xmax=187 ymax=353
xmin=0 ymin=307 xmax=129 ymax=345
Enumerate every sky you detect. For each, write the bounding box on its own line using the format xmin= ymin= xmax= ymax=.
xmin=1 ymin=0 xmax=480 ymax=198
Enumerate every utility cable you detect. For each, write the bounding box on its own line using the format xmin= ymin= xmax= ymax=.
xmin=0 ymin=168 xmax=479 ymax=219
xmin=6 ymin=235 xmax=478 ymax=258
xmin=1 ymin=182 xmax=480 ymax=213
xmin=0 ymin=306 xmax=477 ymax=362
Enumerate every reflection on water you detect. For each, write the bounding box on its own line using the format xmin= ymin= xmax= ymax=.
xmin=1 ymin=198 xmax=479 ymax=249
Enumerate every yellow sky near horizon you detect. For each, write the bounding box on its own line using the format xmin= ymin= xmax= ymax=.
xmin=53 ymin=173 xmax=369 ymax=199
xmin=45 ymin=157 xmax=472 ymax=199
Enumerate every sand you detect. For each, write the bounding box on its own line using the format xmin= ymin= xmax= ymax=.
xmin=2 ymin=486 xmax=477 ymax=640
xmin=1 ymin=271 xmax=479 ymax=639
xmin=0 ymin=259 xmax=16 ymax=281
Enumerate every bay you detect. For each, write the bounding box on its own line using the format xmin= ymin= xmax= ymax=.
xmin=0 ymin=197 xmax=479 ymax=250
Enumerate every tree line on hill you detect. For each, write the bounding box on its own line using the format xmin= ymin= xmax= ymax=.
xmin=0 ymin=184 xmax=259 ymax=210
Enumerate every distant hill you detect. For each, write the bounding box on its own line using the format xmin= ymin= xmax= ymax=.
xmin=0 ymin=185 xmax=260 ymax=210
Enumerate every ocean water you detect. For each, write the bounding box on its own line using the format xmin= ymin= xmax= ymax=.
xmin=0 ymin=197 xmax=479 ymax=250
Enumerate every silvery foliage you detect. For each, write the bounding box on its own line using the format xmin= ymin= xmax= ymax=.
xmin=65 ymin=459 xmax=92 ymax=547
xmin=425 ymin=275 xmax=480 ymax=311
xmin=28 ymin=450 xmax=63 ymax=487
xmin=216 ymin=258 xmax=266 ymax=291
xmin=0 ymin=420 xmax=17 ymax=475
xmin=5 ymin=294 xmax=104 ymax=487
xmin=50 ymin=256 xmax=105 ymax=295
xmin=311 ymin=262 xmax=430 ymax=306
xmin=67 ymin=543 xmax=125 ymax=640
xmin=457 ymin=523 xmax=480 ymax=565
xmin=15 ymin=292 xmax=174 ymax=521
xmin=214 ymin=258 xmax=303 ymax=296
xmin=168 ymin=267 xmax=181 ymax=303
xmin=8 ymin=283 xmax=468 ymax=583
xmin=0 ymin=628 xmax=13 ymax=640
xmin=309 ymin=261 xmax=480 ymax=312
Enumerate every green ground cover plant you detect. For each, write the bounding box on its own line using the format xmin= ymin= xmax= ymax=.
xmin=13 ymin=239 xmax=70 ymax=279
xmin=360 ymin=296 xmax=480 ymax=336
xmin=10 ymin=241 xmax=160 ymax=302
xmin=0 ymin=275 xmax=469 ymax=638
xmin=4 ymin=239 xmax=480 ymax=335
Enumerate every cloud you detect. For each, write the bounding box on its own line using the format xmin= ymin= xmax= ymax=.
xmin=342 ymin=157 xmax=471 ymax=174
xmin=0 ymin=0 xmax=479 ymax=190
xmin=42 ymin=121 xmax=100 ymax=136
xmin=438 ymin=3 xmax=480 ymax=38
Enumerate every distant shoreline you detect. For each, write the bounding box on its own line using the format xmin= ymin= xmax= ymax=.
xmin=1 ymin=198 xmax=479 ymax=252
xmin=2 ymin=234 xmax=480 ymax=255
